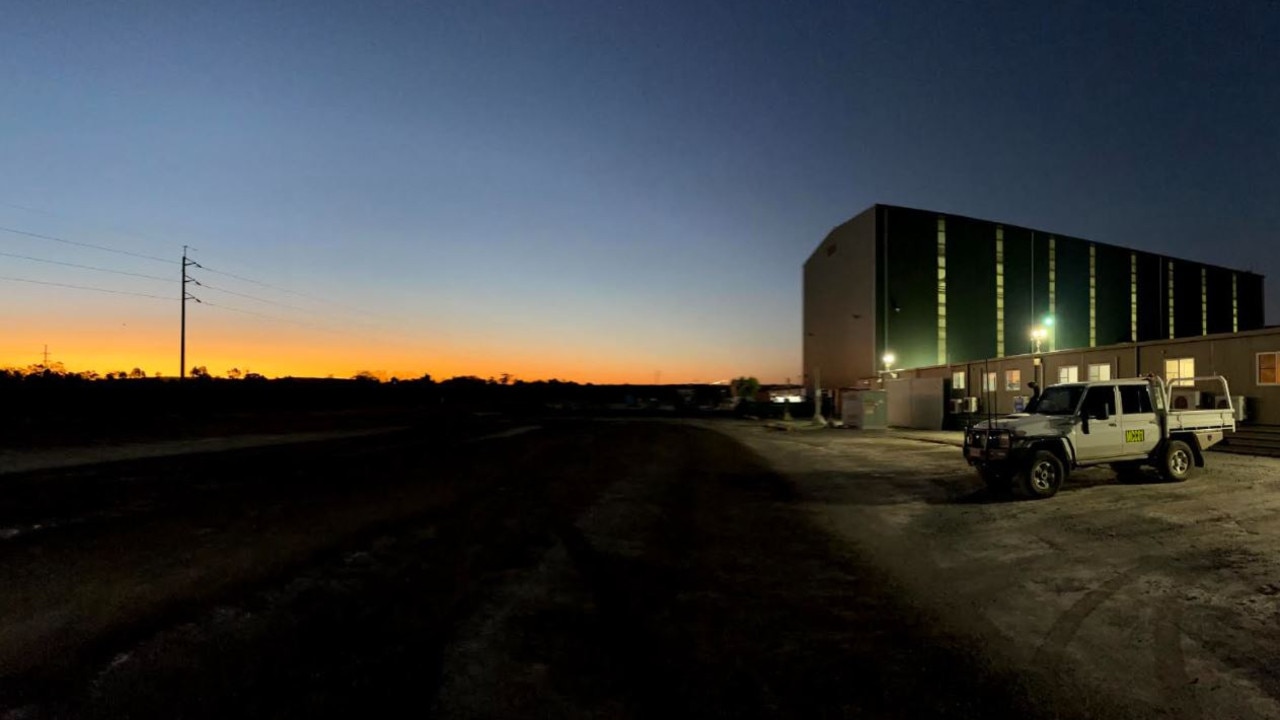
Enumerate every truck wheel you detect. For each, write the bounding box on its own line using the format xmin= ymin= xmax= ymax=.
xmin=1021 ymin=451 xmax=1064 ymax=499
xmin=1160 ymin=440 xmax=1195 ymax=482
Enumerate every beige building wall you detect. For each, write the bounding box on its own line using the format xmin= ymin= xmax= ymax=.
xmin=895 ymin=327 xmax=1280 ymax=424
xmin=803 ymin=208 xmax=878 ymax=392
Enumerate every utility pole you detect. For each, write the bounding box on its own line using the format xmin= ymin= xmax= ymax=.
xmin=42 ymin=344 xmax=49 ymax=366
xmin=180 ymin=246 xmax=200 ymax=379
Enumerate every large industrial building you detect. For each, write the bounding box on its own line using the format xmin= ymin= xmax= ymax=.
xmin=804 ymin=204 xmax=1278 ymax=424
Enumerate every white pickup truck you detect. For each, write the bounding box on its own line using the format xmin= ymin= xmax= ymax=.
xmin=963 ymin=375 xmax=1236 ymax=499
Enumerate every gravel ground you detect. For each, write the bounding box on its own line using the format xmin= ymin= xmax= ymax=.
xmin=711 ymin=421 xmax=1280 ymax=719
xmin=4 ymin=419 xmax=1278 ymax=718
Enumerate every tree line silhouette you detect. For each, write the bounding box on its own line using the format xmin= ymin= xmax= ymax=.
xmin=0 ymin=364 xmax=780 ymax=447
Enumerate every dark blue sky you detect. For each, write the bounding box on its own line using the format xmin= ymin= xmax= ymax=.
xmin=2 ymin=1 xmax=1276 ymax=380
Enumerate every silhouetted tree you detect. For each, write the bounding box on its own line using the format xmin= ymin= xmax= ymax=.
xmin=25 ymin=362 xmax=67 ymax=377
xmin=128 ymin=368 xmax=146 ymax=379
xmin=731 ymin=376 xmax=761 ymax=401
xmin=352 ymin=371 xmax=380 ymax=383
xmin=226 ymin=368 xmax=242 ymax=380
xmin=190 ymin=366 xmax=210 ymax=379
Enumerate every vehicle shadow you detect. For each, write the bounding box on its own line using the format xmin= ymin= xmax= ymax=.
xmin=928 ymin=466 xmax=1174 ymax=504
xmin=924 ymin=477 xmax=1021 ymax=505
xmin=1058 ymin=466 xmax=1173 ymax=493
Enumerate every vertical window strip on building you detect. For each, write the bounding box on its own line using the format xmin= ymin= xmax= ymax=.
xmin=1089 ymin=244 xmax=1097 ymax=347
xmin=937 ymin=217 xmax=947 ymax=365
xmin=1130 ymin=253 xmax=1138 ymax=341
xmin=1233 ymin=273 xmax=1239 ymax=333
xmin=995 ymin=225 xmax=1005 ymax=357
xmin=1048 ymin=236 xmax=1056 ymax=327
xmin=1168 ymin=261 xmax=1176 ymax=339
xmin=1201 ymin=267 xmax=1208 ymax=335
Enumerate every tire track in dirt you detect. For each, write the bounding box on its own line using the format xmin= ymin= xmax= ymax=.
xmin=1154 ymin=598 xmax=1202 ymax=719
xmin=1032 ymin=557 xmax=1204 ymax=716
xmin=1032 ymin=560 xmax=1152 ymax=672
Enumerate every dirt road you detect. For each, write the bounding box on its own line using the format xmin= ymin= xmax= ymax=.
xmin=2 ymin=420 xmax=1277 ymax=718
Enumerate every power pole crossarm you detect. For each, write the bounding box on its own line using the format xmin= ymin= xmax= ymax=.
xmin=181 ymin=246 xmax=187 ymax=379
xmin=180 ymin=246 xmax=199 ymax=379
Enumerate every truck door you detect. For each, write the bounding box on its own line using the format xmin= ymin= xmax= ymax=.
xmin=1074 ymin=385 xmax=1122 ymax=461
xmin=1118 ymin=384 xmax=1161 ymax=458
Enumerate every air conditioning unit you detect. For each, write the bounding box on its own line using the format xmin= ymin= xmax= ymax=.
xmin=962 ymin=397 xmax=978 ymax=413
xmin=1215 ymin=395 xmax=1248 ymax=421
xmin=950 ymin=398 xmax=965 ymax=414
xmin=1170 ymin=389 xmax=1203 ymax=410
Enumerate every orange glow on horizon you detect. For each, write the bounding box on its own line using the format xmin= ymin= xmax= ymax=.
xmin=1 ymin=324 xmax=760 ymax=384
xmin=1 ymin=287 xmax=787 ymax=384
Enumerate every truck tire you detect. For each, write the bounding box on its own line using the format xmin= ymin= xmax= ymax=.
xmin=1021 ymin=451 xmax=1064 ymax=499
xmin=1160 ymin=440 xmax=1195 ymax=482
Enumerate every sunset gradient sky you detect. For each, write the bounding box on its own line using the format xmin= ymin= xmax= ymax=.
xmin=3 ymin=2 xmax=1277 ymax=382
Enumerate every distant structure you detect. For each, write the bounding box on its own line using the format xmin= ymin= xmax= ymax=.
xmin=804 ymin=204 xmax=1266 ymax=390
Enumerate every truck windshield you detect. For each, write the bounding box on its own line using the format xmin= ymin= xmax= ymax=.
xmin=1035 ymin=386 xmax=1084 ymax=415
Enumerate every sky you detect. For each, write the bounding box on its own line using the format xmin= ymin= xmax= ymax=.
xmin=2 ymin=1 xmax=1277 ymax=383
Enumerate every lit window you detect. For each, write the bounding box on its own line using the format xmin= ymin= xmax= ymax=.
xmin=1233 ymin=274 xmax=1239 ymax=333
xmin=1201 ymin=267 xmax=1208 ymax=336
xmin=982 ymin=372 xmax=997 ymax=393
xmin=1087 ymin=363 xmax=1111 ymax=382
xmin=1089 ymin=244 xmax=1097 ymax=347
xmin=1130 ymin=253 xmax=1138 ymax=341
xmin=952 ymin=370 xmax=965 ymax=390
xmin=937 ymin=217 xmax=947 ymax=365
xmin=1005 ymin=369 xmax=1021 ymax=391
xmin=1058 ymin=366 xmax=1079 ymax=384
xmin=1048 ymin=237 xmax=1056 ymax=321
xmin=1164 ymin=357 xmax=1195 ymax=386
xmin=995 ymin=226 xmax=1004 ymax=357
xmin=1259 ymin=352 xmax=1279 ymax=385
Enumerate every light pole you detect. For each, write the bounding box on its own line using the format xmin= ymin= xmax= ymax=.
xmin=1043 ymin=315 xmax=1055 ymax=352
xmin=1030 ymin=326 xmax=1047 ymax=354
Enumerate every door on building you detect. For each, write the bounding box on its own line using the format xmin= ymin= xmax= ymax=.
xmin=1117 ymin=384 xmax=1161 ymax=458
xmin=1074 ymin=385 xmax=1122 ymax=461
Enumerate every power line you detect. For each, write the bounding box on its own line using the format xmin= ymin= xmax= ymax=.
xmin=198 ymin=299 xmax=351 ymax=334
xmin=0 ymin=274 xmax=170 ymax=300
xmin=195 ymin=281 xmax=324 ymax=315
xmin=194 ymin=279 xmax=395 ymax=335
xmin=0 ymin=213 xmax=382 ymax=320
xmin=0 ymin=201 xmax=170 ymax=246
xmin=0 ymin=207 xmax=386 ymax=320
xmin=193 ymin=261 xmax=385 ymax=319
xmin=0 ymin=225 xmax=175 ymax=265
xmin=0 ymin=250 xmax=172 ymax=282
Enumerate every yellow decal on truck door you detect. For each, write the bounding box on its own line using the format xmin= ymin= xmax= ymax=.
xmin=1125 ymin=429 xmax=1145 ymax=443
